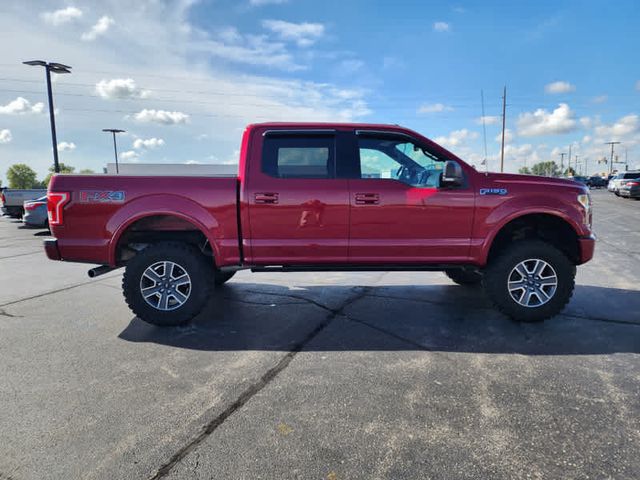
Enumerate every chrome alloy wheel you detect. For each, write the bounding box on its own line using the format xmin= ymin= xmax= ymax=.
xmin=507 ymin=259 xmax=558 ymax=308
xmin=140 ymin=261 xmax=192 ymax=311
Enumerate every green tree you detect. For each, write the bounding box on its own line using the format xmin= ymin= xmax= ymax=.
xmin=79 ymin=168 xmax=95 ymax=174
xmin=530 ymin=161 xmax=560 ymax=177
xmin=7 ymin=163 xmax=38 ymax=189
xmin=518 ymin=166 xmax=531 ymax=174
xmin=43 ymin=163 xmax=75 ymax=186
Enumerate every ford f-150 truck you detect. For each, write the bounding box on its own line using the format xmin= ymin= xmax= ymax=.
xmin=45 ymin=122 xmax=595 ymax=326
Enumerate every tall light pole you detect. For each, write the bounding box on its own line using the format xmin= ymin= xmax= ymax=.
xmin=102 ymin=129 xmax=125 ymax=174
xmin=605 ymin=141 xmax=621 ymax=174
xmin=500 ymin=86 xmax=507 ymax=173
xmin=23 ymin=60 xmax=72 ymax=173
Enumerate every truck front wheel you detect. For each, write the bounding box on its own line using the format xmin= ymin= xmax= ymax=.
xmin=482 ymin=240 xmax=575 ymax=322
xmin=122 ymin=242 xmax=213 ymax=327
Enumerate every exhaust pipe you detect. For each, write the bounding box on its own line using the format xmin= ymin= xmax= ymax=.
xmin=88 ymin=265 xmax=116 ymax=278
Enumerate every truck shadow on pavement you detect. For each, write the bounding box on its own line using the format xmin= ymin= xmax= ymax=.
xmin=118 ymin=282 xmax=640 ymax=355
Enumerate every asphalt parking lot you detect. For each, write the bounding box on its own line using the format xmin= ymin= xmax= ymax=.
xmin=0 ymin=189 xmax=639 ymax=480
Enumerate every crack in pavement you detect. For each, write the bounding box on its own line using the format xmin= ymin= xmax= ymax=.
xmin=0 ymin=273 xmax=122 ymax=309
xmin=147 ymin=286 xmax=370 ymax=480
xmin=0 ymin=309 xmax=21 ymax=318
xmin=0 ymin=250 xmax=43 ymax=260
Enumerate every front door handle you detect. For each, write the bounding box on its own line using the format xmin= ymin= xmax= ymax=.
xmin=355 ymin=193 xmax=380 ymax=205
xmin=255 ymin=192 xmax=279 ymax=204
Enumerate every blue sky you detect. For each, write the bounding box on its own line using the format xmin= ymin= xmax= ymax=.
xmin=1 ymin=0 xmax=639 ymax=184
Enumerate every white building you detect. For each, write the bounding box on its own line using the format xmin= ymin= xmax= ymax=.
xmin=104 ymin=163 xmax=238 ymax=176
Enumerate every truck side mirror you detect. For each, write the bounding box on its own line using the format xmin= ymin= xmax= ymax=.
xmin=441 ymin=160 xmax=463 ymax=187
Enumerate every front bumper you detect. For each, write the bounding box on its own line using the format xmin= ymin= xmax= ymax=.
xmin=578 ymin=234 xmax=596 ymax=264
xmin=44 ymin=239 xmax=61 ymax=260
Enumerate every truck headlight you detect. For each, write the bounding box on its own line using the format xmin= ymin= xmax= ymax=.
xmin=577 ymin=193 xmax=591 ymax=226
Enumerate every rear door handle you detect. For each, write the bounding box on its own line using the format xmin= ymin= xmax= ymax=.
xmin=255 ymin=192 xmax=279 ymax=204
xmin=355 ymin=193 xmax=380 ymax=205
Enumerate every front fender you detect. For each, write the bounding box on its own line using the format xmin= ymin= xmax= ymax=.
xmin=107 ymin=194 xmax=221 ymax=265
xmin=477 ymin=194 xmax=586 ymax=265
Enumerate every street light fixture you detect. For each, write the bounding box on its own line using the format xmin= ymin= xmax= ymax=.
xmin=102 ymin=129 xmax=126 ymax=174
xmin=23 ymin=60 xmax=72 ymax=174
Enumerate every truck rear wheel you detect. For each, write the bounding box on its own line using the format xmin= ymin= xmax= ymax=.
xmin=122 ymin=242 xmax=213 ymax=327
xmin=445 ymin=269 xmax=482 ymax=286
xmin=482 ymin=240 xmax=575 ymax=322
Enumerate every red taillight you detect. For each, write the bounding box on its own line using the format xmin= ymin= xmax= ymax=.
xmin=627 ymin=182 xmax=639 ymax=187
xmin=0 ymin=192 xmax=5 ymax=205
xmin=47 ymin=192 xmax=70 ymax=226
xmin=25 ymin=202 xmax=45 ymax=211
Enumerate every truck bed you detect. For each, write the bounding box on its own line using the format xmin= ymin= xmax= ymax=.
xmin=48 ymin=174 xmax=241 ymax=266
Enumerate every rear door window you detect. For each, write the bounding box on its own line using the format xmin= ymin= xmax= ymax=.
xmin=262 ymin=135 xmax=335 ymax=179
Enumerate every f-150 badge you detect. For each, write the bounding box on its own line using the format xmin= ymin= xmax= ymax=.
xmin=479 ymin=188 xmax=508 ymax=195
xmin=79 ymin=190 xmax=126 ymax=203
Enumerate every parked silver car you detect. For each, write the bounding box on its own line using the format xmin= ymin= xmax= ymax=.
xmin=608 ymin=171 xmax=640 ymax=195
xmin=22 ymin=196 xmax=48 ymax=228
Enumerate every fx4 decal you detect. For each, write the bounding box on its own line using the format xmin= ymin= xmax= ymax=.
xmin=79 ymin=190 xmax=126 ymax=203
xmin=479 ymin=188 xmax=508 ymax=196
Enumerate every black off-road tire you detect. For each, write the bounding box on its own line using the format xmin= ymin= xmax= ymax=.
xmin=214 ymin=270 xmax=236 ymax=286
xmin=123 ymin=242 xmax=213 ymax=327
xmin=445 ymin=269 xmax=482 ymax=286
xmin=482 ymin=240 xmax=576 ymax=323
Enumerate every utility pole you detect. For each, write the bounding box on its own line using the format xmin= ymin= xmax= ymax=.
xmin=500 ymin=86 xmax=507 ymax=173
xmin=567 ymin=144 xmax=572 ymax=175
xmin=480 ymin=89 xmax=488 ymax=172
xmin=625 ymin=148 xmax=628 ymax=171
xmin=605 ymin=141 xmax=621 ymax=174
xmin=574 ymin=155 xmax=578 ymax=174
xmin=560 ymin=153 xmax=566 ymax=171
xmin=102 ymin=129 xmax=126 ymax=174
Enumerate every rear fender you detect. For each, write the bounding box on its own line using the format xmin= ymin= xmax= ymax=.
xmin=107 ymin=194 xmax=221 ymax=266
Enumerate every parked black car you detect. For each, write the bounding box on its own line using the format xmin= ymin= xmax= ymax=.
xmin=586 ymin=176 xmax=607 ymax=188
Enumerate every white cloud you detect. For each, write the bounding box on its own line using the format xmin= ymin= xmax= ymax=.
xmin=435 ymin=129 xmax=478 ymax=148
xmin=594 ymin=114 xmax=639 ymax=140
xmin=495 ymin=128 xmax=515 ymax=143
xmin=95 ymin=78 xmax=149 ymax=99
xmin=544 ymin=81 xmax=576 ymax=94
xmin=339 ymin=59 xmax=364 ymax=73
xmin=0 ymin=129 xmax=12 ymax=144
xmin=262 ymin=19 xmax=325 ymax=47
xmin=82 ymin=15 xmax=114 ymax=41
xmin=433 ymin=22 xmax=450 ymax=32
xmin=517 ymin=103 xmax=577 ymax=137
xmin=204 ymin=28 xmax=303 ymax=70
xmin=249 ymin=0 xmax=287 ymax=4
xmin=0 ymin=97 xmax=45 ymax=115
xmin=120 ymin=150 xmax=139 ymax=160
xmin=417 ymin=103 xmax=453 ymax=114
xmin=57 ymin=141 xmax=76 ymax=152
xmin=592 ymin=95 xmax=608 ymax=104
xmin=133 ymin=137 xmax=165 ymax=149
xmin=41 ymin=7 xmax=82 ymax=26
xmin=133 ymin=109 xmax=189 ymax=125
xmin=475 ymin=115 xmax=500 ymax=125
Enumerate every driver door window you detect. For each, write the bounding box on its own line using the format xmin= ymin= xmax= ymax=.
xmin=358 ymin=137 xmax=443 ymax=188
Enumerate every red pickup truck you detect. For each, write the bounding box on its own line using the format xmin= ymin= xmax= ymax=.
xmin=46 ymin=122 xmax=595 ymax=326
